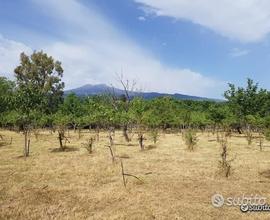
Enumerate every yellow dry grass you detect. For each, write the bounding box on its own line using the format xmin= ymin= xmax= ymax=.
xmin=1 ymin=129 xmax=270 ymax=219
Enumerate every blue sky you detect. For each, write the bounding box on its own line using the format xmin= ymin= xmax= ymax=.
xmin=1 ymin=0 xmax=270 ymax=98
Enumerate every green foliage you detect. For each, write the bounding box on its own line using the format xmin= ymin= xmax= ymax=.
xmin=142 ymin=109 xmax=162 ymax=129
xmin=14 ymin=51 xmax=64 ymax=114
xmin=60 ymin=93 xmax=85 ymax=129
xmin=0 ymin=77 xmax=15 ymax=114
xmin=1 ymin=110 xmax=22 ymax=127
xmin=4 ymin=50 xmax=65 ymax=133
xmin=52 ymin=111 xmax=71 ymax=128
xmin=264 ymin=129 xmax=270 ymax=141
xmin=190 ymin=111 xmax=209 ymax=128
xmin=149 ymin=129 xmax=159 ymax=144
xmin=224 ymin=78 xmax=270 ymax=120
xmin=208 ymin=104 xmax=228 ymax=125
xmin=130 ymin=97 xmax=146 ymax=125
xmin=3 ymin=68 xmax=270 ymax=139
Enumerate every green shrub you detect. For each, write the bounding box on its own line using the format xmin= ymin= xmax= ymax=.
xmin=264 ymin=129 xmax=270 ymax=141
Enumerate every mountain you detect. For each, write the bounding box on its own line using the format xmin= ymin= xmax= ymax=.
xmin=65 ymin=84 xmax=221 ymax=101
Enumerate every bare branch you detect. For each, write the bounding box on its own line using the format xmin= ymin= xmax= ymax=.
xmin=120 ymin=160 xmax=126 ymax=187
xmin=120 ymin=160 xmax=143 ymax=188
xmin=106 ymin=145 xmax=115 ymax=162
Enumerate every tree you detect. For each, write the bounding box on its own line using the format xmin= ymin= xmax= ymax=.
xmin=147 ymin=97 xmax=179 ymax=130
xmin=109 ymin=75 xmax=137 ymax=142
xmin=0 ymin=77 xmax=15 ymax=116
xmin=61 ymin=93 xmax=85 ymax=131
xmin=208 ymin=104 xmax=226 ymax=127
xmin=52 ymin=111 xmax=71 ymax=150
xmin=224 ymin=78 xmax=270 ymax=133
xmin=130 ymin=97 xmax=147 ymax=150
xmin=14 ymin=51 xmax=64 ymax=113
xmin=14 ymin=51 xmax=64 ymax=156
xmin=83 ymin=95 xmax=116 ymax=141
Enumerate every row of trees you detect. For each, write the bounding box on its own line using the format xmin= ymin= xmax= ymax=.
xmin=1 ymin=51 xmax=270 ymax=154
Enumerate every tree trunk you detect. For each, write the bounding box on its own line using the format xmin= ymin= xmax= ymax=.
xmin=109 ymin=127 xmax=114 ymax=146
xmin=24 ymin=130 xmax=30 ymax=157
xmin=139 ymin=134 xmax=144 ymax=150
xmin=237 ymin=126 xmax=242 ymax=134
xmin=109 ymin=134 xmax=114 ymax=147
xmin=27 ymin=139 xmax=30 ymax=156
xmin=58 ymin=131 xmax=64 ymax=150
xmin=78 ymin=128 xmax=82 ymax=139
xmin=123 ymin=125 xmax=130 ymax=142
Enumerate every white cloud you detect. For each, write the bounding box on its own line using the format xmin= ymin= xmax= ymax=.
xmin=46 ymin=41 xmax=223 ymax=97
xmin=138 ymin=16 xmax=146 ymax=21
xmin=230 ymin=48 xmax=250 ymax=57
xmin=0 ymin=0 xmax=224 ymax=98
xmin=0 ymin=35 xmax=32 ymax=79
xmin=134 ymin=0 xmax=270 ymax=42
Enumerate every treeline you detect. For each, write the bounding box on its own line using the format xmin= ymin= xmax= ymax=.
xmin=1 ymin=51 xmax=270 ymax=154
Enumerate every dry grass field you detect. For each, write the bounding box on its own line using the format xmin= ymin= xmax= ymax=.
xmin=1 ymin=129 xmax=270 ymax=219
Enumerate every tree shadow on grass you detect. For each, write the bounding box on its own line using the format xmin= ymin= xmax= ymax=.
xmin=208 ymin=139 xmax=217 ymax=142
xmin=259 ymin=170 xmax=270 ymax=179
xmin=115 ymin=143 xmax=137 ymax=147
xmin=145 ymin=145 xmax=157 ymax=151
xmin=116 ymin=153 xmax=130 ymax=159
xmin=50 ymin=146 xmax=79 ymax=153
xmin=16 ymin=155 xmax=29 ymax=159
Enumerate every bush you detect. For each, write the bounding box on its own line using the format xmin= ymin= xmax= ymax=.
xmin=218 ymin=139 xmax=232 ymax=178
xmin=183 ymin=129 xmax=197 ymax=151
xmin=82 ymin=137 xmax=95 ymax=154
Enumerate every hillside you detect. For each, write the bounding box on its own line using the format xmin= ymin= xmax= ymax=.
xmin=65 ymin=84 xmax=219 ymax=101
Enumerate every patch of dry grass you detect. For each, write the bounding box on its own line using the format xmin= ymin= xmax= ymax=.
xmin=1 ymin=129 xmax=270 ymax=219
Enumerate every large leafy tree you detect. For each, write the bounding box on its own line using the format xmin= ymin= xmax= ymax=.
xmin=14 ymin=51 xmax=64 ymax=114
xmin=224 ymin=78 xmax=270 ymax=133
xmin=224 ymin=78 xmax=270 ymax=119
xmin=13 ymin=51 xmax=65 ymax=156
